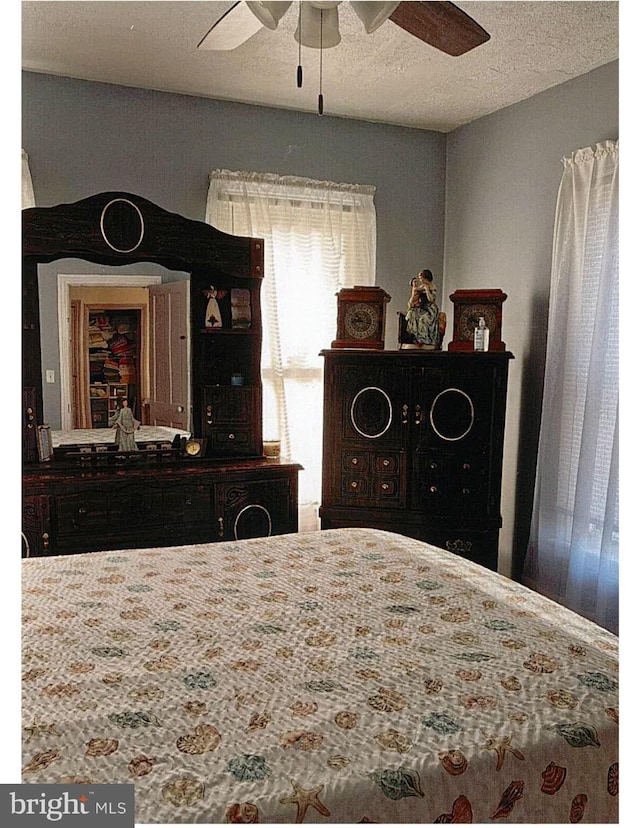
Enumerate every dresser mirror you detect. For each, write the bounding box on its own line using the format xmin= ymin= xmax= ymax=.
xmin=22 ymin=193 xmax=305 ymax=560
xmin=23 ymin=191 xmax=262 ymax=463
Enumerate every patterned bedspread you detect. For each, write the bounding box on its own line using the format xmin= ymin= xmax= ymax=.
xmin=21 ymin=528 xmax=618 ymax=824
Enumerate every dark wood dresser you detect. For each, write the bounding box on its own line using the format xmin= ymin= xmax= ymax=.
xmin=22 ymin=192 xmax=301 ymax=557
xmin=319 ymin=349 xmax=513 ymax=570
xmin=22 ymin=459 xmax=300 ymax=558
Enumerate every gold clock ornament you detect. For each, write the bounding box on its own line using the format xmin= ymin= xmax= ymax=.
xmin=332 ymin=286 xmax=391 ymax=349
xmin=448 ymin=289 xmax=507 ymax=352
xmin=183 ymin=437 xmax=207 ymax=458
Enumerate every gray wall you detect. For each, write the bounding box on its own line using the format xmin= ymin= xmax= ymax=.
xmin=444 ymin=61 xmax=618 ymax=578
xmin=23 ymin=70 xmax=447 ymax=350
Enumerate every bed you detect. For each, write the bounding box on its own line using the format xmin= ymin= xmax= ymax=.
xmin=21 ymin=528 xmax=618 ymax=823
xmin=51 ymin=427 xmax=190 ymax=451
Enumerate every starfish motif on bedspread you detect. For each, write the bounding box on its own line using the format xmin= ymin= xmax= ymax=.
xmin=280 ymin=779 xmax=331 ymax=823
xmin=482 ymin=735 xmax=525 ymax=770
xmin=23 ymin=719 xmax=62 ymax=742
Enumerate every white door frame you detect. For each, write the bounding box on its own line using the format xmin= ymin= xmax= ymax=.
xmin=57 ymin=274 xmax=162 ymax=430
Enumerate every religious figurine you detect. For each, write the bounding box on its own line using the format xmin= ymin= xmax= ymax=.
xmin=202 ymin=285 xmax=228 ymax=328
xmin=404 ymin=269 xmax=446 ymax=349
xmin=108 ymin=398 xmax=140 ymax=451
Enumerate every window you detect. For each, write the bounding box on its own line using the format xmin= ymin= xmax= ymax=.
xmin=523 ymin=141 xmax=619 ymax=633
xmin=207 ymin=170 xmax=377 ymax=531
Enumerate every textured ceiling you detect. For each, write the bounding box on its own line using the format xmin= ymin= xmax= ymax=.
xmin=21 ymin=1 xmax=619 ymax=132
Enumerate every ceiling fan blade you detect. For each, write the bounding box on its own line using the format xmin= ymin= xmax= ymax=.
xmin=389 ymin=1 xmax=490 ymax=56
xmin=197 ymin=2 xmax=264 ymax=50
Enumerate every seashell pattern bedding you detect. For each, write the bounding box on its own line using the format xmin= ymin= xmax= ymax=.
xmin=21 ymin=528 xmax=618 ymax=823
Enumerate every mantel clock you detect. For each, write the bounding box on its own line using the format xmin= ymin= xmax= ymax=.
xmin=448 ymin=288 xmax=507 ymax=352
xmin=332 ymin=286 xmax=391 ymax=350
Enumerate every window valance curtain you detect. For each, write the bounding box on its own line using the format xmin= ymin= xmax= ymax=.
xmin=523 ymin=140 xmax=619 ymax=634
xmin=207 ymin=170 xmax=377 ymax=531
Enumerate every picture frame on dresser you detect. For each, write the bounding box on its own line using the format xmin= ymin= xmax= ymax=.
xmin=36 ymin=424 xmax=53 ymax=462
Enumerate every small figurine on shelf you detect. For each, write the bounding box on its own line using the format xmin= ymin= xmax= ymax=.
xmin=108 ymin=398 xmax=140 ymax=451
xmin=202 ymin=285 xmax=228 ymax=328
xmin=404 ymin=269 xmax=446 ymax=350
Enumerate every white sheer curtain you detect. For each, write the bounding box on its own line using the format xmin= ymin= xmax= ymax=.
xmin=207 ymin=170 xmax=377 ymax=532
xmin=22 ymin=149 xmax=35 ymax=208
xmin=523 ymin=140 xmax=618 ymax=634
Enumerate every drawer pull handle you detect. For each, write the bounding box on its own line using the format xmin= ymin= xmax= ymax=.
xmin=401 ymin=404 xmax=409 ymax=424
xmin=351 ymin=458 xmax=359 ymax=465
xmin=218 ymin=517 xmax=224 ymax=538
xmin=381 ymin=483 xmax=390 ymax=491
xmin=350 ymin=481 xmax=358 ymax=489
xmin=462 ymin=488 xmax=471 ymax=495
xmin=429 ymin=461 xmax=438 ymax=470
xmin=228 ymin=433 xmax=235 ymax=440
xmin=429 ymin=485 xmax=438 ymax=494
xmin=78 ymin=507 xmax=87 ymax=515
xmin=42 ymin=532 xmax=49 ymax=551
xmin=382 ymin=459 xmax=390 ymax=467
xmin=185 ymin=499 xmax=192 ymax=506
xmin=462 ymin=463 xmax=471 ymax=470
xmin=415 ymin=404 xmax=422 ymax=425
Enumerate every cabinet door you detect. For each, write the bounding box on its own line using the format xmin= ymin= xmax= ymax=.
xmin=410 ymin=362 xmax=505 ymax=517
xmin=325 ymin=362 xmax=410 ymax=508
xmin=215 ymin=476 xmax=295 ymax=540
xmin=202 ymin=386 xmax=261 ymax=457
xmin=333 ymin=362 xmax=410 ymax=447
xmin=22 ymin=495 xmax=53 ymax=557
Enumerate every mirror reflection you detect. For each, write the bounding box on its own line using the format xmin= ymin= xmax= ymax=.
xmin=37 ymin=260 xmax=191 ymax=440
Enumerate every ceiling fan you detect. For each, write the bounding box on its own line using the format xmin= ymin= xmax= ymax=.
xmin=198 ymin=1 xmax=490 ymax=57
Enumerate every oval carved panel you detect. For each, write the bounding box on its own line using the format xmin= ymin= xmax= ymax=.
xmin=429 ymin=388 xmax=474 ymax=441
xmin=100 ymin=198 xmax=145 ymax=253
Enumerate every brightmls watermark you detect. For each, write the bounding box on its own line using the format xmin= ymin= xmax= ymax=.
xmin=1 ymin=784 xmax=134 ymax=826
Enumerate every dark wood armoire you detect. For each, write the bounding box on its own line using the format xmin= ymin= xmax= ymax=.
xmin=319 ymin=349 xmax=513 ymax=570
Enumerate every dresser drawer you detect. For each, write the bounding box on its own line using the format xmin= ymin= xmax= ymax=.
xmin=56 ymin=492 xmax=108 ymax=533
xmin=374 ymin=454 xmax=400 ymax=473
xmin=342 ymin=476 xmax=368 ymax=497
xmin=202 ymin=386 xmax=254 ymax=424
xmin=374 ymin=478 xmax=400 ymax=498
xmin=108 ymin=487 xmax=163 ymax=529
xmin=207 ymin=428 xmax=255 ymax=456
xmin=162 ymin=485 xmax=213 ymax=523
xmin=342 ymin=452 xmax=369 ymax=472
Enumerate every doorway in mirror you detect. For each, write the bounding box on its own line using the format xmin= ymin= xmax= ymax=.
xmin=59 ymin=276 xmax=190 ymax=433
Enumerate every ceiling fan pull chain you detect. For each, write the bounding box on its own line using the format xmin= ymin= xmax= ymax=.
xmin=296 ymin=2 xmax=303 ymax=88
xmin=318 ymin=8 xmax=324 ymax=115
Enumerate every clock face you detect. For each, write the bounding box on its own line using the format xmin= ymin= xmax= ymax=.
xmin=185 ymin=438 xmax=203 ymax=457
xmin=344 ymin=303 xmax=379 ymax=340
xmin=458 ymin=304 xmax=499 ymax=341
